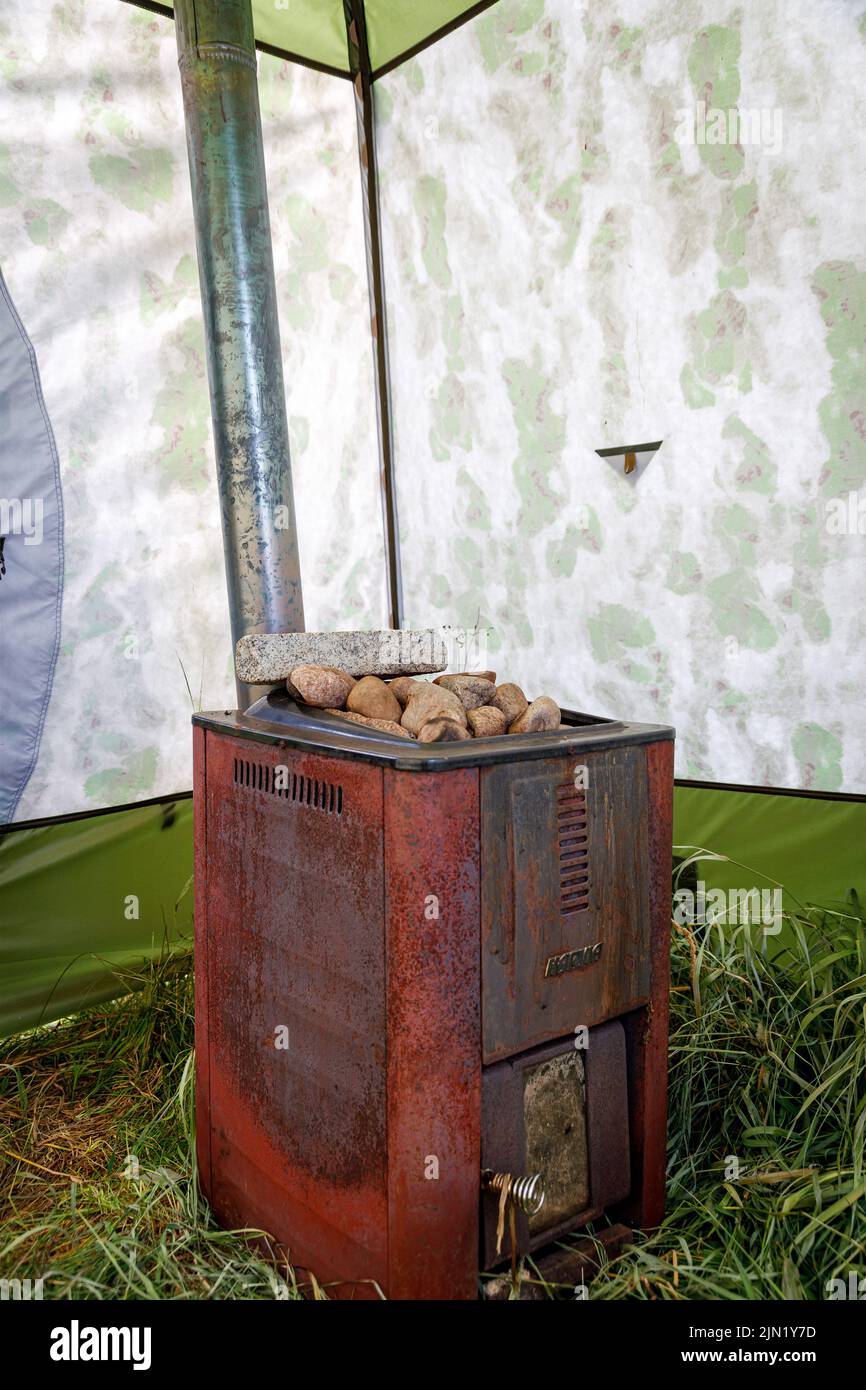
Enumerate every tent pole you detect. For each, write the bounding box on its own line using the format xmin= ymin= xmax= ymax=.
xmin=175 ymin=0 xmax=304 ymax=708
xmin=344 ymin=1 xmax=405 ymax=632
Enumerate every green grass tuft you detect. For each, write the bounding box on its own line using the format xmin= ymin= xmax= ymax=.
xmin=575 ymin=890 xmax=866 ymax=1300
xmin=1 ymin=869 xmax=864 ymax=1300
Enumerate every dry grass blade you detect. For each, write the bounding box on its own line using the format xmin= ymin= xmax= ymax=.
xmin=1 ymin=869 xmax=864 ymax=1300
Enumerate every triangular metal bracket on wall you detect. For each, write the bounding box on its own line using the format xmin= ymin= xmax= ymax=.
xmin=596 ymin=440 xmax=664 ymax=484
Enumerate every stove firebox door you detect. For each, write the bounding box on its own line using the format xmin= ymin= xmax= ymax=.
xmin=480 ymin=1020 xmax=631 ymax=1265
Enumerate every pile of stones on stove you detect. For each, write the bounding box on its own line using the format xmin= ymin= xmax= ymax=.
xmin=287 ymin=666 xmax=564 ymax=742
xmin=234 ymin=628 xmax=568 ymax=743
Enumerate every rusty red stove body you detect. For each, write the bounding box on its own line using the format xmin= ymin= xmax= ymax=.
xmin=192 ymin=693 xmax=674 ymax=1299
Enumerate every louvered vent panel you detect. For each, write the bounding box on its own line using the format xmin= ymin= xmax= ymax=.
xmin=232 ymin=758 xmax=343 ymax=815
xmin=556 ymin=782 xmax=590 ymax=914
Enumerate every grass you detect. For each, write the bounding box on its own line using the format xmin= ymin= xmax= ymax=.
xmin=1 ymin=862 xmax=865 ymax=1300
xmin=0 ymin=954 xmax=301 ymax=1299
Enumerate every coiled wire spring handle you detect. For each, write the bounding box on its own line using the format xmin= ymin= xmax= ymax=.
xmin=481 ymin=1169 xmax=546 ymax=1274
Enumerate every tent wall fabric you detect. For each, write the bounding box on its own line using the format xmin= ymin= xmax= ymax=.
xmin=0 ymin=796 xmax=194 ymax=1038
xmin=4 ymin=0 xmax=863 ymax=823
xmin=0 ymin=0 xmax=384 ymax=823
xmin=376 ymin=0 xmax=866 ymax=793
xmin=0 ymin=272 xmax=64 ymax=821
xmin=2 ymin=779 xmax=862 ymax=1039
xmin=149 ymin=1 xmax=499 ymax=79
xmin=673 ymin=784 xmax=866 ymax=916
xmin=1 ymin=0 xmax=863 ymax=1033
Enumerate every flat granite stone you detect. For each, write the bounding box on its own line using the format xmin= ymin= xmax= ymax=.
xmin=235 ymin=630 xmax=448 ymax=683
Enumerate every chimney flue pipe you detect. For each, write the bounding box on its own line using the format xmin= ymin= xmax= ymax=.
xmin=175 ymin=0 xmax=304 ymax=707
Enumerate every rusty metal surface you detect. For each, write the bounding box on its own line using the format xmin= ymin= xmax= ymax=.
xmin=480 ymin=1030 xmax=626 ymax=1267
xmin=196 ymin=719 xmax=673 ymax=1295
xmin=383 ymin=768 xmax=481 ymax=1300
xmin=481 ymin=748 xmax=651 ymax=1062
xmin=200 ymin=731 xmax=388 ymax=1290
xmin=480 ymin=1055 xmax=525 ymax=1265
xmin=585 ymin=1019 xmax=631 ymax=1210
xmin=480 ymin=1022 xmax=630 ymax=1266
xmin=193 ymin=725 xmax=211 ymax=1201
xmin=616 ymin=738 xmax=675 ymax=1230
xmin=194 ymin=700 xmax=674 ymax=770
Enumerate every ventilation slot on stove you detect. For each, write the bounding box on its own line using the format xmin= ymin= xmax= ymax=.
xmin=232 ymin=758 xmax=343 ymax=815
xmin=556 ymin=782 xmax=590 ymax=914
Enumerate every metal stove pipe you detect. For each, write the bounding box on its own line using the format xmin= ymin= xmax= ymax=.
xmin=175 ymin=0 xmax=304 ymax=707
